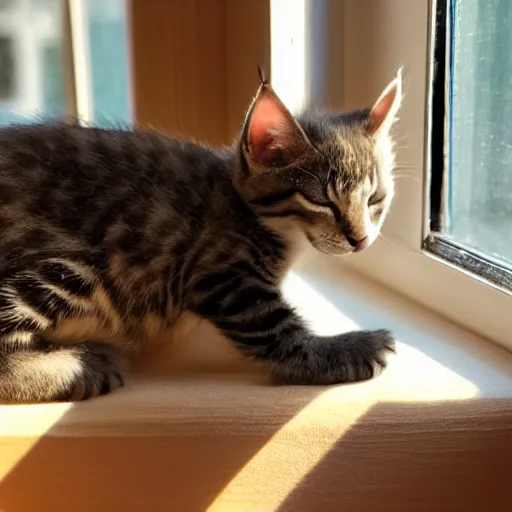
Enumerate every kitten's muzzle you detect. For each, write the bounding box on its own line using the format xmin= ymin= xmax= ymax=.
xmin=348 ymin=235 xmax=369 ymax=253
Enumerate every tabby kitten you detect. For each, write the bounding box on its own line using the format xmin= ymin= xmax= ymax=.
xmin=0 ymin=69 xmax=401 ymax=403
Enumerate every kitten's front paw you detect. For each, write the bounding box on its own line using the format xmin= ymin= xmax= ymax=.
xmin=66 ymin=343 xmax=126 ymax=401
xmin=336 ymin=328 xmax=396 ymax=382
xmin=273 ymin=329 xmax=396 ymax=386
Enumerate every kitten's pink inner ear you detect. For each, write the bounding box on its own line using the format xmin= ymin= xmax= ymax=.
xmin=366 ymin=75 xmax=402 ymax=136
xmin=247 ymin=92 xmax=308 ymax=166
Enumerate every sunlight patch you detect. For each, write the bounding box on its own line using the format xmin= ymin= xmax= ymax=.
xmin=207 ymin=387 xmax=373 ymax=511
xmin=0 ymin=403 xmax=73 ymax=482
xmin=283 ymin=270 xmax=360 ymax=335
xmin=381 ymin=343 xmax=479 ymax=401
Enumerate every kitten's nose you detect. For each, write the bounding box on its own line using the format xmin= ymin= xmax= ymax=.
xmin=347 ymin=236 xmax=368 ymax=252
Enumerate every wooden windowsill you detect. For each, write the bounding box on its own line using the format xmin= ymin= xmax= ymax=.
xmin=1 ymin=256 xmax=511 ymax=511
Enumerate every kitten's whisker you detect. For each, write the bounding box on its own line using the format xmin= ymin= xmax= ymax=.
xmin=392 ymin=134 xmax=408 ymax=143
xmin=392 ymin=174 xmax=422 ymax=182
xmin=297 ymin=165 xmax=322 ymax=186
xmin=378 ymin=232 xmax=398 ymax=246
xmin=392 ymin=144 xmax=411 ymax=153
xmin=378 ymin=232 xmax=411 ymax=251
xmin=393 ymin=162 xmax=421 ymax=168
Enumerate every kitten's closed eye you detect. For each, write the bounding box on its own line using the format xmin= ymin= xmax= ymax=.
xmin=294 ymin=192 xmax=335 ymax=216
xmin=368 ymin=192 xmax=385 ymax=207
xmin=369 ymin=194 xmax=386 ymax=220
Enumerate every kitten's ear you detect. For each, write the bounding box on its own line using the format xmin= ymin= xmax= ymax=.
xmin=243 ymin=84 xmax=313 ymax=167
xmin=366 ymin=68 xmax=402 ymax=136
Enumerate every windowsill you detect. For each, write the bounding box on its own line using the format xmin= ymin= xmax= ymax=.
xmin=1 ymin=255 xmax=512 ymax=511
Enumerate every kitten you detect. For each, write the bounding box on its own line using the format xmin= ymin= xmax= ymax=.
xmin=0 ymin=69 xmax=401 ymax=403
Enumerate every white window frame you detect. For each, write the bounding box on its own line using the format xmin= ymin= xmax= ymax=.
xmin=271 ymin=0 xmax=512 ymax=353
xmin=62 ymin=0 xmax=132 ymax=124
xmin=62 ymin=0 xmax=94 ymax=123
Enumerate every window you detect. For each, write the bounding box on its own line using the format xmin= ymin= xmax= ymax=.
xmin=71 ymin=0 xmax=131 ymax=126
xmin=0 ymin=36 xmax=15 ymax=101
xmin=333 ymin=1 xmax=512 ymax=353
xmin=87 ymin=0 xmax=131 ymax=125
xmin=0 ymin=0 xmax=65 ymax=123
xmin=0 ymin=0 xmax=131 ymax=127
xmin=426 ymin=0 xmax=512 ymax=290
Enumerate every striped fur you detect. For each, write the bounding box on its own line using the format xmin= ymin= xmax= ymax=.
xmin=0 ymin=72 xmax=401 ymax=403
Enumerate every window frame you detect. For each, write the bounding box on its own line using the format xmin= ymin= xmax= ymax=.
xmin=0 ymin=33 xmax=20 ymax=106
xmin=61 ymin=0 xmax=94 ymax=122
xmin=424 ymin=0 xmax=512 ymax=294
xmin=337 ymin=0 xmax=512 ymax=353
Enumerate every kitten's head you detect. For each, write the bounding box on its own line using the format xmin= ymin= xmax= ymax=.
xmin=234 ymin=69 xmax=402 ymax=256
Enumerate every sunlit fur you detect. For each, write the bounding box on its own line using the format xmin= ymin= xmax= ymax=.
xmin=0 ymin=72 xmax=400 ymax=403
xmin=239 ymin=109 xmax=397 ymax=256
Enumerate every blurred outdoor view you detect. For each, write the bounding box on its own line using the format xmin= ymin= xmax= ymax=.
xmin=0 ymin=0 xmax=130 ymax=126
xmin=448 ymin=0 xmax=512 ymax=268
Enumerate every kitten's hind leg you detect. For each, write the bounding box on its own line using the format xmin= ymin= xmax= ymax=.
xmin=0 ymin=260 xmax=126 ymax=403
xmin=0 ymin=338 xmax=125 ymax=403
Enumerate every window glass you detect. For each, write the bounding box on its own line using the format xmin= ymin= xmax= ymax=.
xmin=85 ymin=0 xmax=131 ymax=126
xmin=448 ymin=0 xmax=512 ymax=268
xmin=0 ymin=0 xmax=65 ymax=124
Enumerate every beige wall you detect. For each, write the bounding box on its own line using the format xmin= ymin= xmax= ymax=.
xmin=128 ymin=0 xmax=420 ymax=144
xmin=129 ymin=0 xmax=270 ymax=145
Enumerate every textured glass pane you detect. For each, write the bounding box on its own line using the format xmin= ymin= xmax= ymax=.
xmin=0 ymin=0 xmax=65 ymax=124
xmin=85 ymin=0 xmax=131 ymax=127
xmin=449 ymin=0 xmax=512 ymax=268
